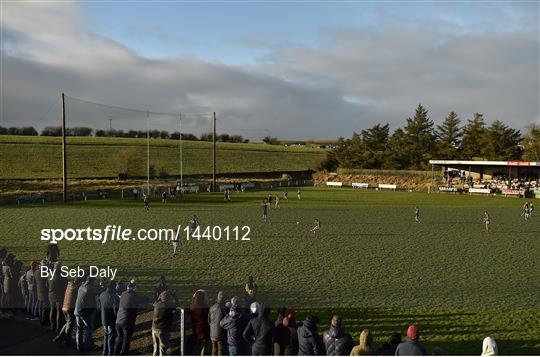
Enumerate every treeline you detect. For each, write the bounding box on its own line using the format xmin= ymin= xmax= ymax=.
xmin=321 ymin=104 xmax=540 ymax=171
xmin=0 ymin=126 xmax=249 ymax=143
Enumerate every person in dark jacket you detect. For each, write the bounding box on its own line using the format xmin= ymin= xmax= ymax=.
xmin=220 ymin=306 xmax=250 ymax=356
xmin=297 ymin=315 xmax=321 ymax=356
xmin=0 ymin=249 xmax=6 ymax=309
xmin=322 ymin=315 xmax=353 ymax=356
xmin=74 ymin=275 xmax=99 ymax=352
xmin=35 ymin=260 xmax=50 ymax=325
xmin=395 ymin=325 xmax=427 ymax=356
xmin=54 ymin=277 xmax=81 ymax=346
xmin=99 ymin=280 xmax=119 ymax=356
xmin=243 ymin=304 xmax=275 ymax=355
xmin=18 ymin=267 xmax=29 ymax=315
xmin=274 ymin=312 xmax=299 ymax=356
xmin=209 ymin=291 xmax=228 ymax=356
xmin=190 ymin=289 xmax=210 ymax=355
xmin=115 ymin=280 xmax=145 ymax=355
xmin=48 ymin=261 xmax=68 ymax=332
xmin=152 ymin=290 xmax=177 ymax=356
xmin=46 ymin=242 xmax=60 ymax=263
xmin=375 ymin=332 xmax=402 ymax=355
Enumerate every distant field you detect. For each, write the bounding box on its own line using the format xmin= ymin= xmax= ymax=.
xmin=0 ymin=135 xmax=325 ymax=179
xmin=2 ymin=188 xmax=539 ymax=354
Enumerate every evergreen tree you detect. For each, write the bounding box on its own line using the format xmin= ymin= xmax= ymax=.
xmin=483 ymin=120 xmax=522 ymax=160
xmin=461 ymin=113 xmax=487 ymax=159
xmin=403 ymin=104 xmax=436 ymax=169
xmin=436 ymin=111 xmax=462 ymax=159
xmin=360 ymin=123 xmax=389 ymax=168
xmin=384 ymin=128 xmax=409 ymax=169
xmin=522 ymin=124 xmax=540 ymax=161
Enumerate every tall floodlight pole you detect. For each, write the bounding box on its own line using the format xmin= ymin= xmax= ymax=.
xmin=212 ymin=112 xmax=216 ymax=192
xmin=179 ymin=114 xmax=183 ymax=188
xmin=147 ymin=111 xmax=150 ymax=195
xmin=61 ymin=93 xmax=67 ymax=203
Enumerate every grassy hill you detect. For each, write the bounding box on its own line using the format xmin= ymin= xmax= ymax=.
xmin=0 ymin=135 xmax=325 ymax=179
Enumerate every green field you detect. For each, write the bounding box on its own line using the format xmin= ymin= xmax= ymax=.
xmin=2 ymin=188 xmax=539 ymax=354
xmin=0 ymin=135 xmax=325 ymax=179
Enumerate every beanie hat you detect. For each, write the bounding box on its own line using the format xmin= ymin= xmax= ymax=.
xmin=407 ymin=325 xmax=419 ymax=341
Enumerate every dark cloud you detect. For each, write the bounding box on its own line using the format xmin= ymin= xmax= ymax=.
xmin=1 ymin=2 xmax=538 ymax=139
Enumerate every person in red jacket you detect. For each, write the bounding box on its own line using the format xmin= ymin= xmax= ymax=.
xmin=190 ymin=289 xmax=210 ymax=355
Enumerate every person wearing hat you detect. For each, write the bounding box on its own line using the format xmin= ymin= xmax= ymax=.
xmin=152 ymin=290 xmax=177 ymax=356
xmin=395 ymin=324 xmax=427 ymax=355
xmin=209 ymin=291 xmax=229 ymax=356
xmin=220 ymin=306 xmax=250 ymax=356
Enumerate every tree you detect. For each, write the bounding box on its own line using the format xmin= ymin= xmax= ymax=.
xmin=436 ymin=111 xmax=462 ymax=159
xmin=262 ymin=136 xmax=280 ymax=145
xmin=360 ymin=123 xmax=389 ymax=168
xmin=384 ymin=128 xmax=409 ymax=169
xmin=522 ymin=124 xmax=540 ymax=161
xmin=483 ymin=120 xmax=522 ymax=160
xmin=41 ymin=126 xmax=63 ymax=136
xmin=461 ymin=113 xmax=487 ymax=159
xmin=403 ymin=104 xmax=436 ymax=169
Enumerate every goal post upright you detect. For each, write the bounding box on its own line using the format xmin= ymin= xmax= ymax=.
xmin=146 ymin=111 xmax=150 ymax=196
xmin=212 ymin=111 xmax=216 ymax=192
xmin=61 ymin=93 xmax=67 ymax=203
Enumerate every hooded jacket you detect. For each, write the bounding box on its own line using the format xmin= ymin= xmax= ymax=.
xmin=116 ymin=288 xmax=144 ymax=329
xmin=74 ymin=279 xmax=99 ymax=318
xmin=482 ymin=337 xmax=498 ymax=356
xmin=220 ymin=310 xmax=249 ymax=347
xmin=99 ymin=287 xmax=120 ymax=326
xmin=323 ymin=325 xmax=353 ymax=356
xmin=208 ymin=291 xmax=228 ymax=341
xmin=350 ymin=329 xmax=372 ymax=356
xmin=297 ymin=319 xmax=321 ymax=356
xmin=242 ymin=304 xmax=275 ymax=355
xmin=395 ymin=340 xmax=427 ymax=356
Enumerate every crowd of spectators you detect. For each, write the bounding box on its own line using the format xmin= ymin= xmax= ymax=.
xmin=443 ymin=170 xmax=539 ymax=194
xmin=1 ymin=246 xmax=501 ymax=356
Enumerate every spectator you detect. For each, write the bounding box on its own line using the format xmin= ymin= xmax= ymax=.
xmin=209 ymin=291 xmax=229 ymax=356
xmin=152 ymin=290 xmax=177 ymax=356
xmin=116 ymin=280 xmax=127 ymax=297
xmin=99 ymin=280 xmax=120 ymax=356
xmin=249 ymin=301 xmax=261 ymax=320
xmin=297 ymin=315 xmax=321 ymax=356
xmin=2 ymin=253 xmax=15 ymax=310
xmin=35 ymin=260 xmax=50 ymax=325
xmin=481 ymin=337 xmax=498 ymax=356
xmin=54 ymin=276 xmax=81 ymax=347
xmin=115 ymin=280 xmax=145 ymax=355
xmin=350 ymin=329 xmax=373 ymax=356
xmin=220 ymin=306 xmax=250 ymax=356
xmin=154 ymin=276 xmax=168 ymax=301
xmin=18 ymin=266 xmax=29 ymax=316
xmin=26 ymin=261 xmax=39 ymax=320
xmin=74 ymin=275 xmax=99 ymax=352
xmin=322 ymin=314 xmax=353 ymax=356
xmin=243 ymin=303 xmax=275 ymax=355
xmin=45 ymin=242 xmax=60 ymax=263
xmin=274 ymin=307 xmax=286 ymax=326
xmin=11 ymin=260 xmax=24 ymax=312
xmin=190 ymin=289 xmax=210 ymax=355
xmin=274 ymin=312 xmax=299 ymax=356
xmin=0 ymin=249 xmax=6 ymax=309
xmin=375 ymin=332 xmax=402 ymax=355
xmin=48 ymin=261 xmax=68 ymax=332
xmin=244 ymin=275 xmax=258 ymax=307
xmin=395 ymin=324 xmax=427 ymax=356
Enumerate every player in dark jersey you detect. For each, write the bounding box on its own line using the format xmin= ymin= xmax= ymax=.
xmin=261 ymin=199 xmax=269 ymax=223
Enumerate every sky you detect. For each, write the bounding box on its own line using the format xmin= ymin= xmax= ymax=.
xmin=1 ymin=1 xmax=539 ymax=139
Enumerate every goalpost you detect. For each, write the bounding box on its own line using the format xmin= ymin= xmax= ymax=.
xmin=60 ymin=93 xmax=214 ymax=201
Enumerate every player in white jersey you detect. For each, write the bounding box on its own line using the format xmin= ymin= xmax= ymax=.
xmin=310 ymin=218 xmax=321 ymax=235
xmin=275 ymin=196 xmax=280 ymax=209
xmin=483 ymin=211 xmax=491 ymax=233
xmin=415 ymin=206 xmax=420 ymax=223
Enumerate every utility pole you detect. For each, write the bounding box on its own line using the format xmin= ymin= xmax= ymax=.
xmin=147 ymin=111 xmax=150 ymax=195
xmin=212 ymin=112 xmax=216 ymax=192
xmin=61 ymin=93 xmax=67 ymax=203
xmin=179 ymin=113 xmax=183 ymax=188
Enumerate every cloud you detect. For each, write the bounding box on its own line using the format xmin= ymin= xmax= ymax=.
xmin=1 ymin=2 xmax=538 ymax=139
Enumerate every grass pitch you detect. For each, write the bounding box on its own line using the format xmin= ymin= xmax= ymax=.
xmin=2 ymin=188 xmax=539 ymax=354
